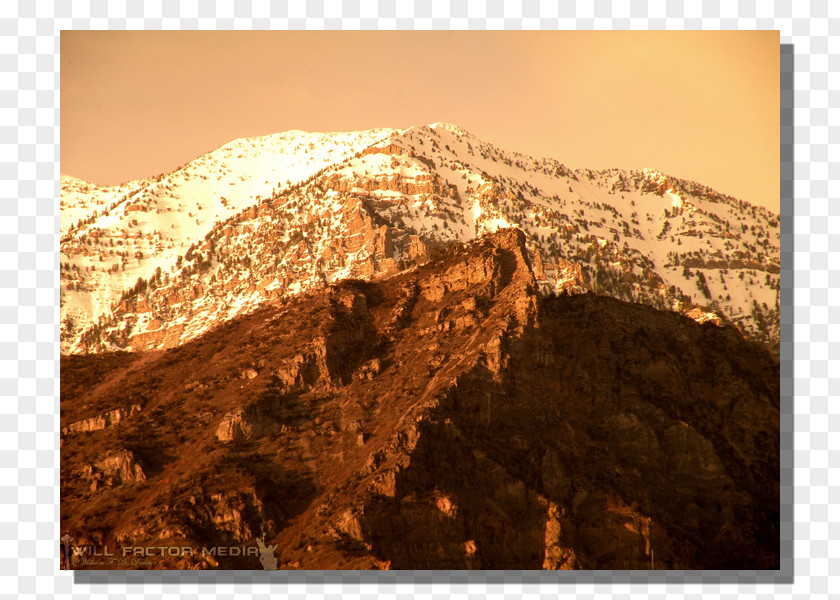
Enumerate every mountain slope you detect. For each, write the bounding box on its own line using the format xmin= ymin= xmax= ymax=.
xmin=60 ymin=123 xmax=780 ymax=355
xmin=59 ymin=127 xmax=400 ymax=348
xmin=60 ymin=230 xmax=780 ymax=570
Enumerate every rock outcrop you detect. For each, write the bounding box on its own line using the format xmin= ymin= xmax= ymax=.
xmin=215 ymin=406 xmax=267 ymax=443
xmin=61 ymin=405 xmax=142 ymax=435
xmin=74 ymin=449 xmax=146 ymax=492
xmin=60 ymin=229 xmax=779 ymax=570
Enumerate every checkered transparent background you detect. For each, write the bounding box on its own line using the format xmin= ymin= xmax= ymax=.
xmin=1 ymin=1 xmax=835 ymax=599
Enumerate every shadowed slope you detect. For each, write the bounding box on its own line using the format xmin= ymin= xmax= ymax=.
xmin=60 ymin=229 xmax=779 ymax=570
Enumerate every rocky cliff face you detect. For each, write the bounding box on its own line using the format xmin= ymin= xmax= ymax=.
xmin=60 ymin=229 xmax=779 ymax=570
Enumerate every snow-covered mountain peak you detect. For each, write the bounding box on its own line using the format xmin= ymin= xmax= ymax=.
xmin=60 ymin=123 xmax=780 ymax=356
xmin=427 ymin=122 xmax=469 ymax=135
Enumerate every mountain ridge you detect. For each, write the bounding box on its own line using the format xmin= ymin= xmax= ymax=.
xmin=60 ymin=228 xmax=780 ymax=570
xmin=60 ymin=122 xmax=780 ymax=356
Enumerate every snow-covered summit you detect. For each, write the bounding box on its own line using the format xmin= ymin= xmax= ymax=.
xmin=60 ymin=122 xmax=780 ymax=355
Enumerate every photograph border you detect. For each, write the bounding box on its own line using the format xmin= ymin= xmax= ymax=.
xmin=2 ymin=1 xmax=829 ymax=598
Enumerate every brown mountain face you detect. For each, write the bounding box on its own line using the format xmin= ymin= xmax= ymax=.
xmin=60 ymin=229 xmax=779 ymax=570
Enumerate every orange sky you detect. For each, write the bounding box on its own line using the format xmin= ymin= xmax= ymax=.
xmin=61 ymin=30 xmax=780 ymax=212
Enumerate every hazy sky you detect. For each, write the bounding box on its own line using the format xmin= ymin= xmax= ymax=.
xmin=61 ymin=30 xmax=780 ymax=212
